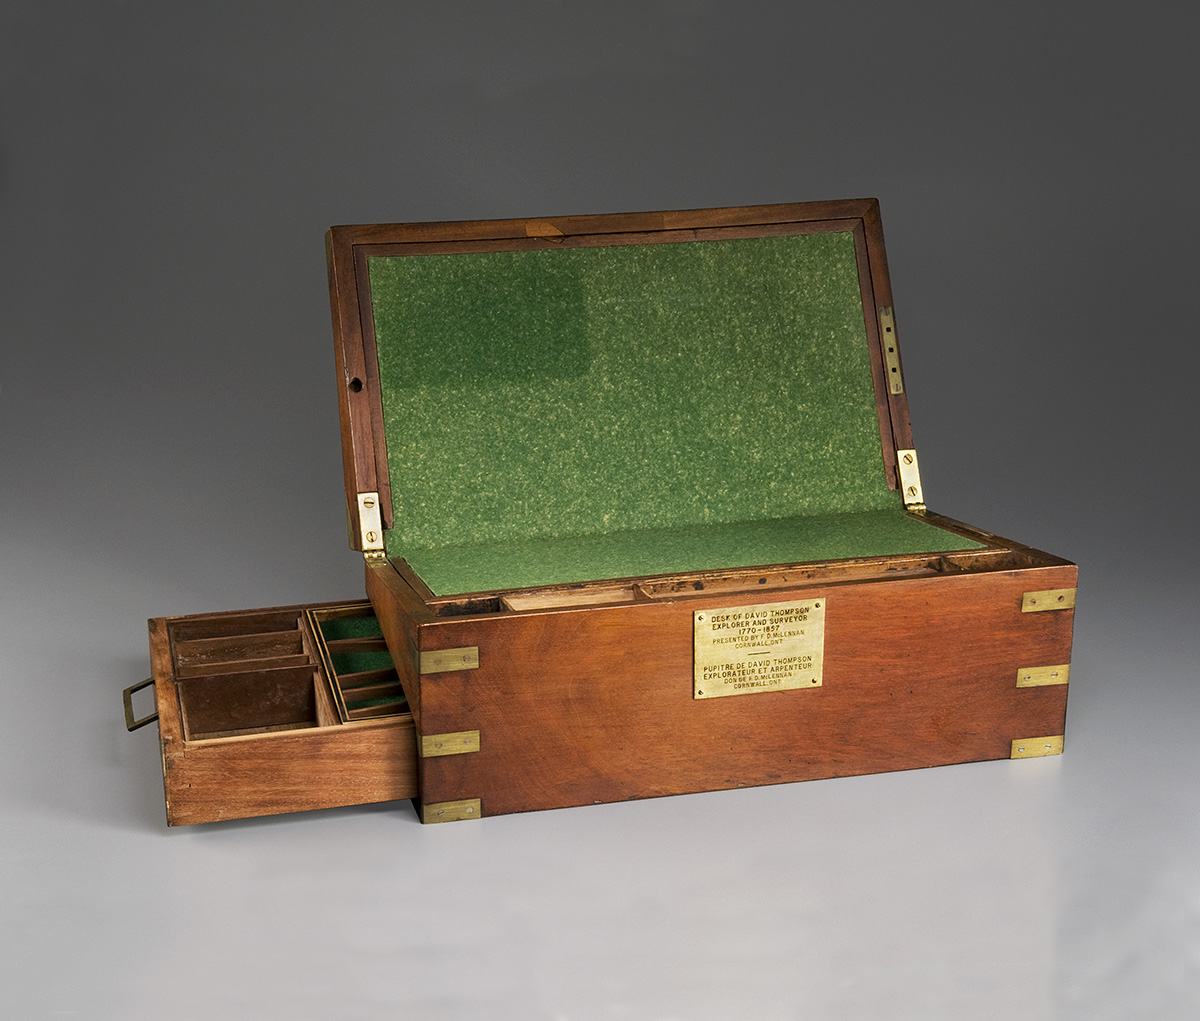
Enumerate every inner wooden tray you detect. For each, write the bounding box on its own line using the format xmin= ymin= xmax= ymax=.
xmin=306 ymin=604 xmax=409 ymax=722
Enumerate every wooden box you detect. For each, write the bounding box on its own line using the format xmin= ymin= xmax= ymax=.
xmin=321 ymin=199 xmax=1077 ymax=824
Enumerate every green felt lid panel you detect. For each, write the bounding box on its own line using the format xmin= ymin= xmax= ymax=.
xmin=364 ymin=227 xmax=977 ymax=596
xmin=404 ymin=505 xmax=982 ymax=596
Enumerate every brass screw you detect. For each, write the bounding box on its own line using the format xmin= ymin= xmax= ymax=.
xmin=907 ymin=486 xmax=918 ymax=496
xmin=903 ymin=453 xmax=914 ymax=465
xmin=366 ymin=530 xmax=378 ymax=543
xmin=363 ymin=496 xmax=375 ymax=509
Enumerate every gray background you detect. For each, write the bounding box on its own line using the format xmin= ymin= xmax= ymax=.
xmin=2 ymin=3 xmax=1196 ymax=1018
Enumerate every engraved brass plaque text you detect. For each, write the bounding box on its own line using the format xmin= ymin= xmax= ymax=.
xmin=694 ymin=598 xmax=825 ymax=699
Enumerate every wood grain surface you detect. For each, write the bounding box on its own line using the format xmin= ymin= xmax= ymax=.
xmin=399 ymin=561 xmax=1075 ymax=816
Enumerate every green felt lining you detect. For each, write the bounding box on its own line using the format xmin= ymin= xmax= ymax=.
xmin=315 ymin=614 xmax=407 ymax=709
xmin=405 ymin=502 xmax=982 ymax=596
xmin=315 ymin=615 xmax=394 ymax=677
xmin=331 ymin=649 xmax=395 ymax=676
xmin=317 ymin=616 xmax=383 ymax=642
xmin=368 ymin=230 xmax=979 ymax=596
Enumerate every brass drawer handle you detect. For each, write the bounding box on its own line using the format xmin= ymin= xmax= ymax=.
xmin=123 ymin=678 xmax=158 ymax=731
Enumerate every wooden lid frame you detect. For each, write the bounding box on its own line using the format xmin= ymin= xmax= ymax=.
xmin=326 ymin=199 xmax=914 ymax=552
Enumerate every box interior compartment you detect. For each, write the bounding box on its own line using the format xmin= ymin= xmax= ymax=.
xmin=365 ymin=228 xmax=983 ymax=597
xmin=307 ymin=605 xmax=409 ymax=722
xmin=425 ymin=540 xmax=1053 ymax=614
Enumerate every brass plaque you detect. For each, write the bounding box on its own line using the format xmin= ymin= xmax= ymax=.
xmin=693 ymin=598 xmax=825 ymax=699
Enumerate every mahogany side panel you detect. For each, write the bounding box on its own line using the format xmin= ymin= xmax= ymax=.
xmin=862 ymin=201 xmax=915 ymax=453
xmin=351 ymin=246 xmax=393 ymax=525
xmin=409 ymin=563 xmax=1076 ymax=816
xmin=327 ymin=199 xmax=880 ymax=248
xmin=365 ymin=559 xmax=435 ymax=728
xmin=160 ymin=722 xmax=417 ymax=826
xmin=327 ymin=228 xmax=385 ymax=540
xmin=356 ymin=219 xmax=865 ymax=260
xmin=852 ymin=217 xmax=897 ymax=489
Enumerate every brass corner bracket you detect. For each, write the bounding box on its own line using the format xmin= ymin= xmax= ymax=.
xmin=1021 ymin=589 xmax=1076 ymax=613
xmin=420 ymin=647 xmax=480 ymax=675
xmin=419 ymin=730 xmax=481 ymax=758
xmin=1011 ymin=735 xmax=1064 ymax=759
xmin=420 ymin=798 xmax=482 ymax=823
xmin=1016 ymin=664 xmax=1070 ymax=687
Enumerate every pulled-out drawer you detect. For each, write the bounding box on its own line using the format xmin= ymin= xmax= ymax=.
xmin=127 ymin=600 xmax=417 ymax=825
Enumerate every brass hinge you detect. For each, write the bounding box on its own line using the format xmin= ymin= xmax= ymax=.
xmin=357 ymin=492 xmax=386 ymax=562
xmin=879 ymin=306 xmax=903 ymax=394
xmin=896 ymin=448 xmax=925 ymax=511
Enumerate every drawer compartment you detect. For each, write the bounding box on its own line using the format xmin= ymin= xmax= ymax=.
xmin=142 ymin=601 xmax=418 ymax=825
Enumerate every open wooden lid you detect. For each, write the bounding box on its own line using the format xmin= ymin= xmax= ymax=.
xmin=326 ymin=200 xmax=925 ymax=594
